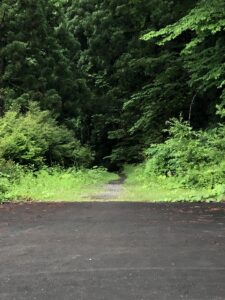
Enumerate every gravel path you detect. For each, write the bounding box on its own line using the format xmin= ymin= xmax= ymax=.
xmin=90 ymin=175 xmax=125 ymax=201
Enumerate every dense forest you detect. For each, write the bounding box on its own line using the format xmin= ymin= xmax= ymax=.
xmin=1 ymin=0 xmax=225 ymax=201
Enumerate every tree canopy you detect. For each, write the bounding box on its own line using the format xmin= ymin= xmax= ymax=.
xmin=1 ymin=0 xmax=225 ymax=170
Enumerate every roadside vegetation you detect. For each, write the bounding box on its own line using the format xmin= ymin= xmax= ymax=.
xmin=123 ymin=115 xmax=225 ymax=202
xmin=1 ymin=0 xmax=225 ymax=202
xmin=0 ymin=107 xmax=117 ymax=202
xmin=0 ymin=165 xmax=117 ymax=202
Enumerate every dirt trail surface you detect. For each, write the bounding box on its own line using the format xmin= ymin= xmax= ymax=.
xmin=0 ymin=202 xmax=225 ymax=300
xmin=90 ymin=175 xmax=125 ymax=200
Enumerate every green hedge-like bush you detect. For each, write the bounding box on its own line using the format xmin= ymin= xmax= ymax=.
xmin=0 ymin=104 xmax=93 ymax=168
xmin=144 ymin=118 xmax=225 ymax=188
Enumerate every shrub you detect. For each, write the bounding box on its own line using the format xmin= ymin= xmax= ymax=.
xmin=0 ymin=159 xmax=24 ymax=201
xmin=0 ymin=104 xmax=93 ymax=168
xmin=144 ymin=118 xmax=225 ymax=188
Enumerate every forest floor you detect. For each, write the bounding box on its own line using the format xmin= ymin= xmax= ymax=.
xmin=1 ymin=202 xmax=225 ymax=299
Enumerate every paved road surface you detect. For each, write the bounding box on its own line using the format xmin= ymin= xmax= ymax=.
xmin=0 ymin=202 xmax=225 ymax=300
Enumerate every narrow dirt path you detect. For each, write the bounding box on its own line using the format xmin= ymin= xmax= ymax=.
xmin=90 ymin=174 xmax=125 ymax=201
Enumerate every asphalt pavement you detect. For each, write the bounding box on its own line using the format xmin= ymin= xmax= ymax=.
xmin=0 ymin=202 xmax=225 ymax=300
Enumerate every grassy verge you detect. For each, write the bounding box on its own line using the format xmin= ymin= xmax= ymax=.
xmin=122 ymin=165 xmax=225 ymax=202
xmin=2 ymin=167 xmax=118 ymax=202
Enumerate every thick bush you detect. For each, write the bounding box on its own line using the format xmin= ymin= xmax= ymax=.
xmin=144 ymin=118 xmax=225 ymax=188
xmin=0 ymin=104 xmax=93 ymax=168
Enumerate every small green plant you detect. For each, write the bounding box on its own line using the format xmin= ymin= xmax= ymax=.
xmin=0 ymin=159 xmax=24 ymax=202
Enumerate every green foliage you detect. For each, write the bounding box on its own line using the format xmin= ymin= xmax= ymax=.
xmin=123 ymin=164 xmax=225 ymax=202
xmin=0 ymin=0 xmax=210 ymax=169
xmin=1 ymin=166 xmax=118 ymax=202
xmin=0 ymin=104 xmax=93 ymax=167
xmin=142 ymin=0 xmax=225 ymax=121
xmin=1 ymin=0 xmax=225 ymax=204
xmin=144 ymin=118 xmax=225 ymax=188
xmin=0 ymin=159 xmax=24 ymax=201
xmin=0 ymin=0 xmax=88 ymax=131
xmin=142 ymin=0 xmax=225 ymax=52
xmin=66 ymin=0 xmax=195 ymax=165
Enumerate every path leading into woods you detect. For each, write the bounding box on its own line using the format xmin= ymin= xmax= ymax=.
xmin=90 ymin=175 xmax=125 ymax=201
xmin=1 ymin=202 xmax=225 ymax=299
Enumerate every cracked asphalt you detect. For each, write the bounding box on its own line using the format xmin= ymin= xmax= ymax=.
xmin=0 ymin=202 xmax=225 ymax=300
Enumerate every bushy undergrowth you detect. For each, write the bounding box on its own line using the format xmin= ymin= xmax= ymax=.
xmin=0 ymin=163 xmax=117 ymax=202
xmin=0 ymin=104 xmax=118 ymax=203
xmin=0 ymin=104 xmax=93 ymax=168
xmin=124 ymin=118 xmax=225 ymax=201
xmin=145 ymin=118 xmax=225 ymax=188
